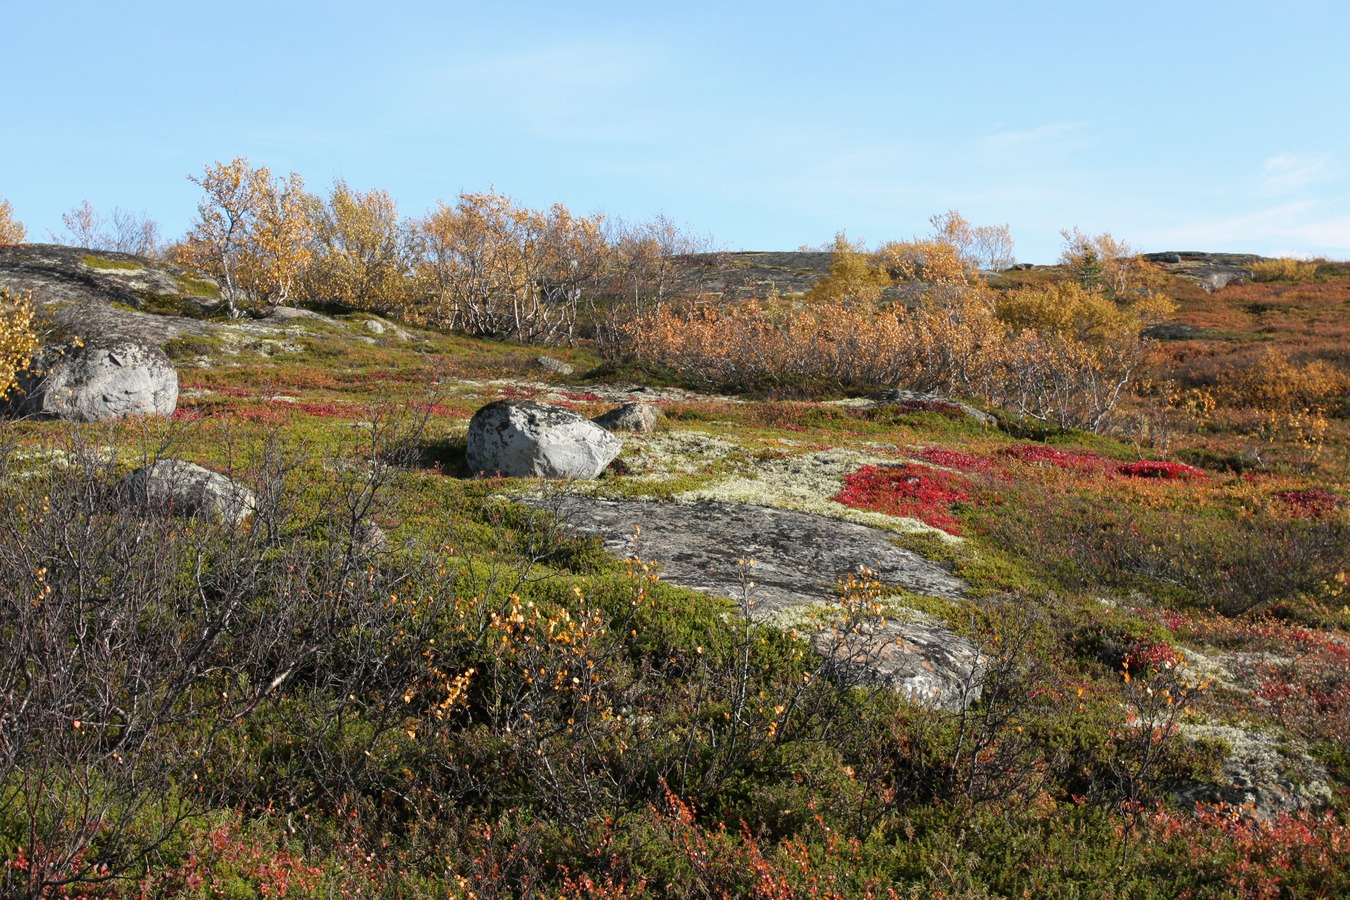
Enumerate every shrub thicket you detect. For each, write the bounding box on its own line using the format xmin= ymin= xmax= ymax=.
xmin=1250 ymin=256 xmax=1320 ymax=283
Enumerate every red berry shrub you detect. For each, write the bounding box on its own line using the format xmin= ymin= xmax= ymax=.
xmin=833 ymin=463 xmax=974 ymax=534
xmin=916 ymin=446 xmax=999 ymax=474
xmin=998 ymin=444 xmax=1113 ymax=473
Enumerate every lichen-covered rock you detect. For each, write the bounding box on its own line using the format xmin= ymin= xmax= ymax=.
xmin=866 ymin=389 xmax=996 ymax=426
xmin=117 ymin=459 xmax=256 ymax=524
xmin=1174 ymin=724 xmax=1333 ymax=819
xmin=10 ymin=335 xmax=178 ymax=421
xmin=592 ymin=400 xmax=659 ymax=433
xmin=526 ymin=496 xmax=975 ymax=708
xmin=527 ymin=497 xmax=969 ymax=608
xmin=467 ymin=400 xmax=621 ymax=479
xmin=813 ymin=621 xmax=986 ymax=711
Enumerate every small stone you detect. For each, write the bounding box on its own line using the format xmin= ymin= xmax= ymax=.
xmin=534 ymin=356 xmax=574 ymax=376
xmin=593 ymin=401 xmax=659 ymax=433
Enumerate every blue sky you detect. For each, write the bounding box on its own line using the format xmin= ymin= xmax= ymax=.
xmin=3 ymin=0 xmax=1348 ymax=262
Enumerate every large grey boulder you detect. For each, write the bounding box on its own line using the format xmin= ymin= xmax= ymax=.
xmin=10 ymin=335 xmax=177 ymax=421
xmin=466 ymin=400 xmax=621 ymax=479
xmin=592 ymin=400 xmax=659 ymax=433
xmin=117 ymin=460 xmax=257 ymax=524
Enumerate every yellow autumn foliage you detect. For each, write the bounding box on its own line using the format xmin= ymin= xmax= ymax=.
xmin=1249 ymin=257 xmax=1320 ymax=283
xmin=412 ymin=189 xmax=607 ymax=344
xmin=995 ymin=280 xmax=1174 ymax=345
xmin=624 ymin=274 xmax=1151 ymax=431
xmin=0 ymin=196 xmax=26 ymax=245
xmin=1058 ymin=227 xmax=1166 ymax=299
xmin=0 ymin=288 xmax=38 ymax=400
xmin=181 ymin=158 xmax=316 ymax=316
xmin=302 ymin=179 xmax=410 ymax=312
xmin=804 ymin=232 xmax=890 ymax=305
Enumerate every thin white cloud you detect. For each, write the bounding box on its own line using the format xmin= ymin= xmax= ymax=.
xmin=451 ymin=43 xmax=659 ymax=92
xmin=1148 ymin=199 xmax=1350 ymax=257
xmin=980 ymin=122 xmax=1082 ymax=149
xmin=399 ymin=40 xmax=667 ymax=141
xmin=1260 ymin=153 xmax=1333 ymax=194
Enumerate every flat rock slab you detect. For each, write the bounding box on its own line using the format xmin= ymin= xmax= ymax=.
xmin=535 ymin=497 xmax=969 ymax=615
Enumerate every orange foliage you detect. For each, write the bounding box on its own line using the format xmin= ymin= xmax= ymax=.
xmin=623 ymin=281 xmax=1153 ymax=430
xmin=181 ymin=158 xmax=317 ymax=316
xmin=302 ymin=179 xmax=410 ymax=312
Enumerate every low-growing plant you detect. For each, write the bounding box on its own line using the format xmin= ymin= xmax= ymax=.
xmin=1249 ymin=256 xmax=1320 ymax=283
xmin=832 ymin=463 xmax=975 ymax=534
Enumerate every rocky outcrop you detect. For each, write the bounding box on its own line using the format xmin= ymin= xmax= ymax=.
xmin=533 ymin=497 xmax=969 ymax=610
xmin=117 ymin=459 xmax=257 ymax=524
xmin=814 ymin=621 xmax=985 ymax=711
xmin=1174 ymin=724 xmax=1332 ymax=819
xmin=523 ymin=496 xmax=976 ymax=709
xmin=467 ymin=400 xmax=621 ymax=479
xmin=9 ymin=335 xmax=178 ymax=421
xmin=1142 ymin=251 xmax=1257 ymax=292
xmin=593 ymin=400 xmax=660 ymax=433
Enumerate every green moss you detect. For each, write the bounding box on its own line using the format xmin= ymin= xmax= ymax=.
xmin=162 ymin=334 xmax=223 ymax=361
xmin=176 ymin=274 xmax=222 ymax=299
xmin=80 ymin=254 xmax=142 ymax=271
xmin=131 ymin=291 xmax=213 ymax=319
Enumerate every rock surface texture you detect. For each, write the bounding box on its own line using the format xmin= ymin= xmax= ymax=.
xmin=467 ymin=400 xmax=621 ymax=479
xmin=534 ymin=355 xmax=574 ymax=376
xmin=10 ymin=335 xmax=178 ymax=421
xmin=1174 ymin=724 xmax=1332 ymax=819
xmin=814 ymin=622 xmax=986 ymax=711
xmin=592 ymin=400 xmax=660 ymax=433
xmin=117 ymin=459 xmax=257 ymax=524
xmin=527 ymin=496 xmax=978 ymax=708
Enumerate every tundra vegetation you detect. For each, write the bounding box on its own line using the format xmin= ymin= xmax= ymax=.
xmin=0 ymin=172 xmax=1349 ymax=897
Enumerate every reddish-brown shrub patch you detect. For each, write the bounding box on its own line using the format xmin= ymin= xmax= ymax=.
xmin=833 ymin=463 xmax=974 ymax=534
xmin=1118 ymin=460 xmax=1206 ymax=480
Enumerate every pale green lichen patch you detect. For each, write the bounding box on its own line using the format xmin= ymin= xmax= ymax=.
xmin=673 ymin=446 xmax=960 ymax=541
